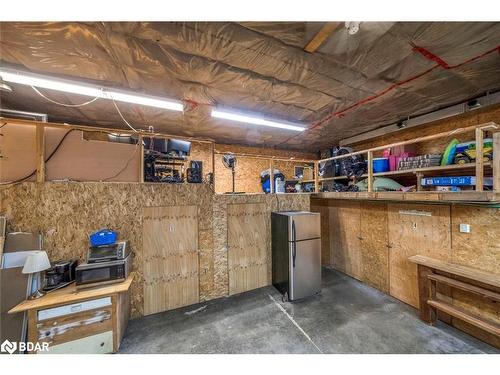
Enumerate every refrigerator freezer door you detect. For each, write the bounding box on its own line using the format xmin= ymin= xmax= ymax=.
xmin=289 ymin=238 xmax=321 ymax=300
xmin=288 ymin=213 xmax=321 ymax=241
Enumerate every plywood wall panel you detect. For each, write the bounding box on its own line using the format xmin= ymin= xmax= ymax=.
xmin=0 ymin=123 xmax=37 ymax=182
xmin=215 ymin=154 xmax=269 ymax=194
xmin=227 ymin=203 xmax=268 ymax=295
xmin=360 ymin=201 xmax=389 ymax=293
xmin=451 ymin=206 xmax=500 ymax=274
xmin=0 ymin=181 xmax=309 ymax=317
xmin=45 ymin=128 xmax=141 ymax=182
xmin=310 ymin=204 xmax=330 ymax=266
xmin=329 ymin=201 xmax=362 ymax=278
xmin=142 ymin=206 xmax=199 ymax=315
xmin=387 ymin=203 xmax=451 ymax=308
xmin=450 ymin=205 xmax=500 ymax=347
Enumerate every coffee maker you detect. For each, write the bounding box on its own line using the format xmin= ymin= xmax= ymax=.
xmin=43 ymin=260 xmax=78 ymax=291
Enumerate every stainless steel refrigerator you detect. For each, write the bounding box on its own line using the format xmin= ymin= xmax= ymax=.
xmin=272 ymin=211 xmax=321 ymax=301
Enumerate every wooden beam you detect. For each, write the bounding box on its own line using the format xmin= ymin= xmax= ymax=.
xmin=304 ymin=22 xmax=339 ymax=53
xmin=427 ymin=274 xmax=500 ymax=302
xmin=475 ymin=127 xmax=484 ymax=192
xmin=211 ymin=141 xmax=216 ymax=186
xmin=269 ymin=159 xmax=274 ymax=194
xmin=138 ymin=135 xmax=144 ymax=183
xmin=35 ymin=124 xmax=45 ymax=183
xmin=314 ymin=161 xmax=319 ymax=193
xmin=494 ymin=132 xmax=500 ymax=192
xmin=367 ymin=151 xmax=373 ymax=193
xmin=427 ymin=299 xmax=500 ymax=337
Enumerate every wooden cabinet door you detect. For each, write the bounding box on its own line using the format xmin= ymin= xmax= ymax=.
xmin=329 ymin=201 xmax=362 ymax=279
xmin=143 ymin=205 xmax=199 ymax=315
xmin=227 ymin=203 xmax=268 ymax=295
xmin=360 ymin=202 xmax=389 ymax=293
xmin=387 ymin=203 xmax=451 ymax=307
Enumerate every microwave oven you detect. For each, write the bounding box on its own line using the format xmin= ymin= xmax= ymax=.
xmin=87 ymin=241 xmax=130 ymax=263
xmin=75 ymin=254 xmax=131 ymax=289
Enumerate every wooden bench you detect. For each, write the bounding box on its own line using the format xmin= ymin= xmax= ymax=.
xmin=408 ymin=255 xmax=500 ymax=339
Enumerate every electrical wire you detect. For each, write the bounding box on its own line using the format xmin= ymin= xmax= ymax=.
xmin=111 ymin=98 xmax=138 ymax=133
xmin=0 ymin=128 xmax=77 ymax=185
xmin=31 ymin=85 xmax=139 ymax=134
xmin=102 ymin=143 xmax=140 ymax=181
xmin=0 ymin=128 xmax=141 ymax=187
xmin=31 ymin=86 xmax=101 ymax=107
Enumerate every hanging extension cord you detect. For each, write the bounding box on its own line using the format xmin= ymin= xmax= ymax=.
xmin=111 ymin=98 xmax=139 ymax=133
xmin=31 ymin=84 xmax=139 ymax=133
xmin=31 ymin=86 xmax=101 ymax=107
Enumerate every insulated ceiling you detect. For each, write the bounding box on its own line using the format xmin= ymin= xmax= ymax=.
xmin=0 ymin=22 xmax=499 ymax=151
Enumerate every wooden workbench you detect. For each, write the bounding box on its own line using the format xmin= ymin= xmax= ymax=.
xmin=9 ymin=273 xmax=134 ymax=354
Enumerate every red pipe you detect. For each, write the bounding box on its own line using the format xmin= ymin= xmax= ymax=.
xmin=276 ymin=44 xmax=500 ymax=147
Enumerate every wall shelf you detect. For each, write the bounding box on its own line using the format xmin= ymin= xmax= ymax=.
xmin=316 ymin=122 xmax=499 ymax=196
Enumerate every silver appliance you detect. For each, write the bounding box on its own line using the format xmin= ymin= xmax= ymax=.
xmin=272 ymin=211 xmax=321 ymax=301
xmin=75 ymin=254 xmax=132 ymax=289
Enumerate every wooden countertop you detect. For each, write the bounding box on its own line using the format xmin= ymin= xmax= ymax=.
xmin=408 ymin=256 xmax=500 ymax=288
xmin=311 ymin=191 xmax=500 ymax=205
xmin=9 ymin=272 xmax=135 ymax=314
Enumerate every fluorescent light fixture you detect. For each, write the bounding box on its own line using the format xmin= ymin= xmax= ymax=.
xmin=107 ymin=91 xmax=183 ymax=111
xmin=0 ymin=67 xmax=183 ymax=112
xmin=212 ymin=109 xmax=306 ymax=132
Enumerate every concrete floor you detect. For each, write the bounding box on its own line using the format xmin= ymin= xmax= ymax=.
xmin=119 ymin=268 xmax=498 ymax=354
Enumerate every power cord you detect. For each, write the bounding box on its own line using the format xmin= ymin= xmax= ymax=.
xmin=0 ymin=128 xmax=77 ymax=185
xmin=31 ymin=86 xmax=101 ymax=107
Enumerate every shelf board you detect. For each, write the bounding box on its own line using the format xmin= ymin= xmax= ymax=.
xmin=318 ymin=162 xmax=492 ymax=182
xmin=311 ymin=191 xmax=500 ymax=204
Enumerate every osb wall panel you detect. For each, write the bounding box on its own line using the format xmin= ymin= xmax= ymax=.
xmin=227 ymin=203 xmax=268 ymax=295
xmin=350 ymin=103 xmax=500 ymax=152
xmin=213 ymin=143 xmax=316 ymax=194
xmin=328 ymin=201 xmax=362 ymax=279
xmin=451 ymin=206 xmax=500 ymax=273
xmin=0 ymin=182 xmax=310 ymax=318
xmin=143 ymin=205 xmax=199 ymax=315
xmin=213 ymin=193 xmax=310 ymax=289
xmin=387 ymin=203 xmax=451 ymax=308
xmin=188 ymin=141 xmax=214 ymax=177
xmin=450 ymin=205 xmax=500 ymax=347
xmin=360 ymin=202 xmax=389 ymax=293
xmin=215 ymin=154 xmax=269 ymax=194
xmin=310 ymin=204 xmax=330 ymax=266
xmin=0 ymin=182 xmax=215 ymax=318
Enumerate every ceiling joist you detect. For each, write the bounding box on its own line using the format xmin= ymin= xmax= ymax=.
xmin=304 ymin=22 xmax=339 ymax=53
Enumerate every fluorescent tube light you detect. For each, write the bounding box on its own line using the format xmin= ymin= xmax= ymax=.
xmin=107 ymin=91 xmax=183 ymax=111
xmin=0 ymin=67 xmax=183 ymax=112
xmin=212 ymin=109 xmax=306 ymax=132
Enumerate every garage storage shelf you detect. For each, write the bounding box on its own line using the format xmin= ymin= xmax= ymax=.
xmin=314 ymin=122 xmax=500 ymax=204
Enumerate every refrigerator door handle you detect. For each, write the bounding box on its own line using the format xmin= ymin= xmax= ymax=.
xmin=292 ymin=219 xmax=296 ymax=268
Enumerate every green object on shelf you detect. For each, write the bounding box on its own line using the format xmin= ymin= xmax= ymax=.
xmin=356 ymin=177 xmax=404 ymax=192
xmin=441 ymin=138 xmax=459 ymax=166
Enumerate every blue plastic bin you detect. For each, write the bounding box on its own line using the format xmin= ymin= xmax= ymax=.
xmin=90 ymin=229 xmax=117 ymax=247
xmin=372 ymin=158 xmax=389 ymax=173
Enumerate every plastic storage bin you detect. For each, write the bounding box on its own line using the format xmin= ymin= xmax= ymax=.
xmin=90 ymin=229 xmax=117 ymax=247
xmin=372 ymin=158 xmax=389 ymax=173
